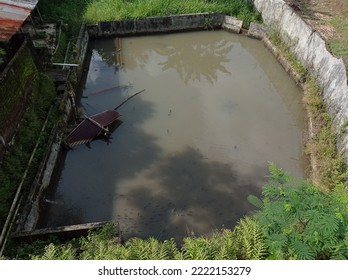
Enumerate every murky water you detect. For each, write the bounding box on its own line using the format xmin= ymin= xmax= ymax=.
xmin=39 ymin=31 xmax=305 ymax=241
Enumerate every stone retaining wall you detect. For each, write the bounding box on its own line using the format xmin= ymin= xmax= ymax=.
xmin=253 ymin=0 xmax=348 ymax=159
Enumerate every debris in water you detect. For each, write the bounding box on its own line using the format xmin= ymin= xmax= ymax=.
xmin=64 ymin=89 xmax=146 ymax=148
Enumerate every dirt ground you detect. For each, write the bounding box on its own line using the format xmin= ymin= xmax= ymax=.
xmin=286 ymin=0 xmax=348 ymax=64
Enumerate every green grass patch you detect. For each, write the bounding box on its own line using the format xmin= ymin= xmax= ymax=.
xmin=83 ymin=0 xmax=261 ymax=27
xmin=268 ymin=30 xmax=307 ymax=78
xmin=303 ymin=78 xmax=348 ymax=190
xmin=328 ymin=16 xmax=348 ymax=63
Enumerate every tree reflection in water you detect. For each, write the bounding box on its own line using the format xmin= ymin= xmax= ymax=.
xmin=115 ymin=34 xmax=234 ymax=84
xmin=154 ymin=37 xmax=233 ymax=84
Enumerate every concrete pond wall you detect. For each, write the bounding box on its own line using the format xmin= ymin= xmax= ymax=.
xmin=87 ymin=13 xmax=243 ymax=37
xmin=253 ymin=0 xmax=348 ymax=161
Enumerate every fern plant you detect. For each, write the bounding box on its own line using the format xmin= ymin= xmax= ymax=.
xmin=181 ymin=230 xmax=238 ymax=260
xmin=233 ymin=217 xmax=267 ymax=260
xmin=32 ymin=243 xmax=76 ymax=260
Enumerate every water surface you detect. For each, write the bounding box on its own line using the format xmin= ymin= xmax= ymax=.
xmin=39 ymin=31 xmax=305 ymax=241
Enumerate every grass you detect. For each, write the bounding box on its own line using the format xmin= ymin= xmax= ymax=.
xmin=83 ymin=0 xmax=261 ymax=27
xmin=329 ymin=15 xmax=348 ymax=63
xmin=268 ymin=30 xmax=307 ymax=78
xmin=268 ymin=29 xmax=347 ymax=190
xmin=303 ymin=78 xmax=347 ymax=190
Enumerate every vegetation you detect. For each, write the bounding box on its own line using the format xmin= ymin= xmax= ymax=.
xmin=83 ymin=0 xmax=261 ymax=27
xmin=248 ymin=163 xmax=348 ymax=260
xmin=268 ymin=30 xmax=347 ymax=190
xmin=0 ymin=48 xmax=5 ymax=59
xmin=2 ymin=0 xmax=348 ymax=261
xmin=303 ymin=78 xmax=348 ymax=190
xmin=9 ymin=165 xmax=347 ymax=260
xmin=52 ymin=25 xmax=69 ymax=63
xmin=38 ymin=0 xmax=90 ymax=36
xmin=0 ymin=46 xmax=37 ymax=124
xmin=268 ymin=30 xmax=307 ymax=78
xmin=329 ymin=15 xmax=348 ymax=62
xmin=0 ymin=72 xmax=59 ymax=227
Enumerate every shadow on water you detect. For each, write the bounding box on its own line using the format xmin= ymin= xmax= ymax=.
xmin=121 ymin=147 xmax=264 ymax=243
xmin=38 ymin=93 xmax=162 ymax=228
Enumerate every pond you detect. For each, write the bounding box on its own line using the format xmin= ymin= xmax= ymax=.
xmin=39 ymin=30 xmax=305 ymax=241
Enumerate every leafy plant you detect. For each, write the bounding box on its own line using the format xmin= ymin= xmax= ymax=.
xmin=233 ymin=217 xmax=267 ymax=260
xmin=249 ymin=164 xmax=348 ymax=260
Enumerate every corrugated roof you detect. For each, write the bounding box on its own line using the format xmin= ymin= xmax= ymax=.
xmin=0 ymin=0 xmax=39 ymax=41
xmin=66 ymin=111 xmax=121 ymax=147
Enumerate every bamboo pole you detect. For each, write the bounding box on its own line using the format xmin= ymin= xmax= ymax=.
xmin=90 ymin=84 xmax=128 ymax=96
xmin=114 ymin=89 xmax=146 ymax=111
xmin=115 ymin=37 xmax=122 ymax=67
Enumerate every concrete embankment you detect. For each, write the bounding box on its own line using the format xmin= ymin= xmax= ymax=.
xmin=253 ymin=0 xmax=348 ymax=161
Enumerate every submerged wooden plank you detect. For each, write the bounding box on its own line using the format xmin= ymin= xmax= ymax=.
xmin=12 ymin=221 xmax=111 ymax=238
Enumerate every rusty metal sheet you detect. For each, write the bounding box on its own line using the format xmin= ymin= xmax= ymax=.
xmin=66 ymin=110 xmax=121 ymax=147
xmin=0 ymin=0 xmax=39 ymax=41
xmin=90 ymin=110 xmax=121 ymax=127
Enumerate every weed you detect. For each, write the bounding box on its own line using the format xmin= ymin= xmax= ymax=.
xmin=269 ymin=30 xmax=307 ymax=77
xmin=303 ymin=78 xmax=347 ymax=190
xmin=268 ymin=29 xmax=347 ymax=190
xmin=340 ymin=119 xmax=348 ymax=135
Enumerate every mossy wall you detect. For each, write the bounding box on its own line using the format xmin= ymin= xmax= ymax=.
xmin=0 ymin=41 xmax=39 ymax=142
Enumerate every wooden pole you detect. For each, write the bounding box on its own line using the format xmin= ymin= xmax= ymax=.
xmin=35 ymin=6 xmax=44 ymax=24
xmin=90 ymin=84 xmax=129 ymax=96
xmin=115 ymin=37 xmax=122 ymax=67
xmin=114 ymin=89 xmax=146 ymax=111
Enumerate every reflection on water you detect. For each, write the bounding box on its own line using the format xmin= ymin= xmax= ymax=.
xmin=39 ymin=31 xmax=305 ymax=242
xmin=95 ymin=31 xmax=233 ymax=84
